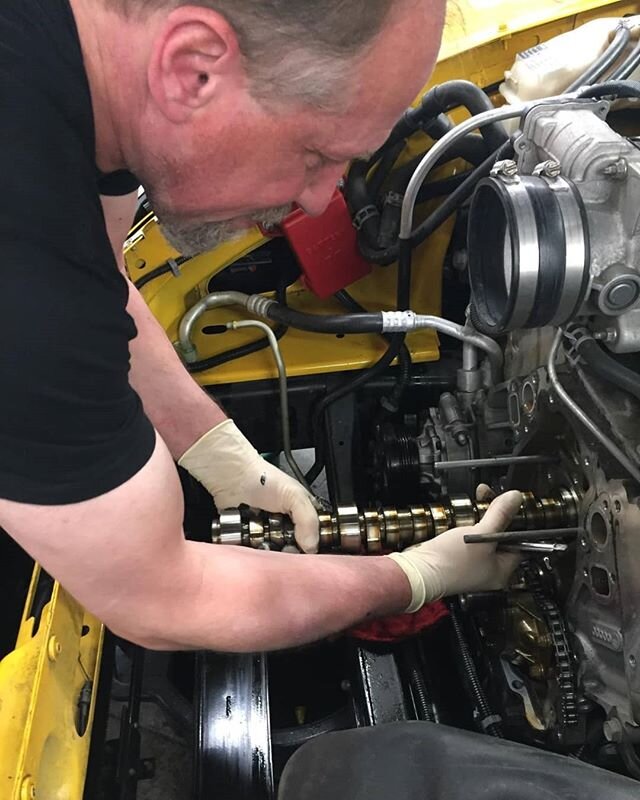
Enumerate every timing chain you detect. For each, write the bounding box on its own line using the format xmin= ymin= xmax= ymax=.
xmin=525 ymin=567 xmax=579 ymax=730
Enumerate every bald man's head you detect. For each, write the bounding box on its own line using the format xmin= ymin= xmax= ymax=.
xmin=106 ymin=0 xmax=422 ymax=108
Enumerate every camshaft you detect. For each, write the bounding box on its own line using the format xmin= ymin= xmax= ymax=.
xmin=211 ymin=488 xmax=578 ymax=554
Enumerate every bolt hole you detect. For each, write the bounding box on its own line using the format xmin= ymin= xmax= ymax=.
xmin=338 ymin=440 xmax=345 ymax=446
xmin=630 ymin=655 xmax=637 ymax=669
xmin=336 ymin=334 xmax=345 ymax=339
xmin=590 ymin=511 xmax=609 ymax=548
xmin=591 ymin=566 xmax=611 ymax=597
xmin=81 ymin=625 xmax=90 ymax=637
xmin=521 ymin=382 xmax=536 ymax=415
xmin=615 ymin=500 xmax=622 ymax=514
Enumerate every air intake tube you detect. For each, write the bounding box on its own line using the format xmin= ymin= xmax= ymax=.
xmin=467 ymin=170 xmax=591 ymax=336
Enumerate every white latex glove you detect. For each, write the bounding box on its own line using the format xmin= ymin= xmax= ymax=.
xmin=178 ymin=420 xmax=320 ymax=553
xmin=387 ymin=489 xmax=523 ymax=612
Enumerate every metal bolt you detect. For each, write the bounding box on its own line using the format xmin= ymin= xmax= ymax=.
xmin=512 ymin=680 xmax=524 ymax=690
xmin=593 ymin=329 xmax=618 ymax=343
xmin=629 ymin=655 xmax=637 ymax=670
xmin=47 ymin=636 xmax=62 ymax=662
xmin=533 ymin=160 xmax=562 ymax=178
xmin=578 ymin=699 xmax=594 ymax=714
xmin=580 ymin=536 xmax=590 ymax=551
xmin=604 ymin=717 xmax=624 ymax=743
xmin=491 ymin=159 xmax=518 ymax=178
xmin=605 ymin=280 xmax=639 ymax=310
xmin=20 ymin=777 xmax=36 ymax=800
xmin=603 ymin=158 xmax=628 ymax=180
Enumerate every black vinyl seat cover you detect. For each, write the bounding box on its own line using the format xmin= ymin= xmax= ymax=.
xmin=278 ymin=721 xmax=639 ymax=800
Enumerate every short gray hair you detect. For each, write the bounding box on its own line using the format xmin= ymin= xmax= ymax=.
xmin=112 ymin=0 xmax=399 ymax=107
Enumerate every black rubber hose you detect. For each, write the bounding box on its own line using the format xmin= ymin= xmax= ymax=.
xmin=264 ymin=305 xmax=382 ymax=335
xmin=576 ymin=337 xmax=640 ymax=402
xmin=577 ymin=79 xmax=640 ymax=100
xmin=347 ymin=134 xmax=489 ymax=254
xmin=378 ymin=170 xmax=475 ymax=250
xmin=186 ymin=323 xmax=288 ymax=374
xmin=335 ymin=289 xmax=413 ymax=412
xmin=133 ymin=256 xmax=192 ymax=290
xmin=567 ymin=24 xmax=632 ymax=90
xmin=448 ymin=600 xmax=503 ymax=738
xmin=346 ymin=159 xmax=381 ymax=250
xmin=304 ymin=334 xmax=406 ymax=485
xmin=384 ymin=80 xmax=509 ymax=155
xmin=367 ymin=140 xmax=406 ymax=200
xmin=384 ymin=134 xmax=490 ymax=193
xmin=305 ymin=250 xmax=412 ymax=484
xmin=360 ymin=141 xmax=513 ymax=266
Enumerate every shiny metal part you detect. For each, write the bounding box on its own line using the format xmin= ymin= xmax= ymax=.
xmin=434 ymin=455 xmax=553 ymax=471
xmin=498 ymin=176 xmax=540 ymax=330
xmin=499 ymin=542 xmax=569 ymax=554
xmin=212 ymin=488 xmax=578 ymax=554
xmin=500 ymin=658 xmax=548 ymax=731
xmin=546 ymin=177 xmax=589 ymax=326
xmin=337 ymin=507 xmax=362 ymax=554
xmin=226 ymin=320 xmax=314 ymax=495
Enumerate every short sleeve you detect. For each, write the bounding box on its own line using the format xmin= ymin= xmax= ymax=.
xmin=0 ymin=33 xmax=156 ymax=504
xmin=98 ymin=170 xmax=141 ymax=197
xmin=0 ymin=237 xmax=157 ymax=504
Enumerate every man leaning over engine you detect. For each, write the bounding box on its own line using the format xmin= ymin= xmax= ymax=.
xmin=0 ymin=0 xmax=523 ymax=651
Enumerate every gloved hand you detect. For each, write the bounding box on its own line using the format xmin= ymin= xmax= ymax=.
xmin=178 ymin=420 xmax=320 ymax=553
xmin=387 ymin=488 xmax=523 ymax=612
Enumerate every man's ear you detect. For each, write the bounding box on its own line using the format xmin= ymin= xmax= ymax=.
xmin=147 ymin=6 xmax=243 ymax=123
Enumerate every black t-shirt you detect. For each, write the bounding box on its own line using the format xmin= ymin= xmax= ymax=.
xmin=0 ymin=0 xmax=156 ymax=503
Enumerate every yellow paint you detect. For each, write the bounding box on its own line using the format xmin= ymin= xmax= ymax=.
xmin=0 ymin=566 xmax=103 ymax=800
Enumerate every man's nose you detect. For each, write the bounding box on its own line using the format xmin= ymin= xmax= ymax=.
xmin=296 ymin=164 xmax=348 ymax=217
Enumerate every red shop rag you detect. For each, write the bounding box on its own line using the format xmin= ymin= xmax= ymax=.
xmin=349 ymin=601 xmax=449 ymax=643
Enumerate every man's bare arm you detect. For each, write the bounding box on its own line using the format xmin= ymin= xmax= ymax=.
xmin=101 ymin=193 xmax=225 ymax=458
xmin=0 ymin=437 xmax=410 ymax=652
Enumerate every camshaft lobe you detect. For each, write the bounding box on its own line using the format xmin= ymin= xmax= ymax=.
xmin=211 ymin=489 xmax=578 ymax=554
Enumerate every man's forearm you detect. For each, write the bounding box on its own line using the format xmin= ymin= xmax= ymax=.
xmin=137 ymin=543 xmax=412 ymax=652
xmin=100 ymin=191 xmax=225 ymax=458
xmin=127 ymin=282 xmax=226 ymax=458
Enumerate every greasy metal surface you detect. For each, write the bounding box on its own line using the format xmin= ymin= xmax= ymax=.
xmin=569 ymin=480 xmax=640 ymax=731
xmin=212 ymin=489 xmax=579 ymax=553
xmin=351 ymin=646 xmax=408 ymax=727
xmin=0 ymin=566 xmax=104 ymax=800
xmin=195 ymin=651 xmax=273 ymax=800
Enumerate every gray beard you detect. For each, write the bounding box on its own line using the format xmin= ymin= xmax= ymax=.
xmin=157 ymin=205 xmax=292 ymax=257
